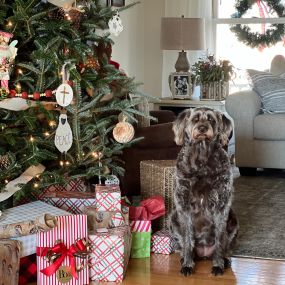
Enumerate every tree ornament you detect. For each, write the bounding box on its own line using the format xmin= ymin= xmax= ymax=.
xmin=230 ymin=0 xmax=285 ymax=48
xmin=113 ymin=114 xmax=134 ymax=144
xmin=108 ymin=12 xmax=124 ymax=36
xmin=0 ymin=154 xmax=10 ymax=170
xmin=105 ymin=174 xmax=120 ymax=185
xmin=54 ymin=113 xmax=73 ymax=153
xmin=0 ymin=31 xmax=17 ymax=92
xmin=47 ymin=0 xmax=75 ymax=9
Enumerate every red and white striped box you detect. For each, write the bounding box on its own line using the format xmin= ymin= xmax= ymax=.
xmin=89 ymin=226 xmax=132 ymax=282
xmin=130 ymin=220 xmax=151 ymax=233
xmin=95 ymin=184 xmax=121 ymax=212
xmin=151 ymin=230 xmax=174 ymax=254
xmin=36 ymin=215 xmax=89 ymax=285
xmin=41 ymin=191 xmax=96 ymax=214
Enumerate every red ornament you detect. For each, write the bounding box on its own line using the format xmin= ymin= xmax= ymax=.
xmin=109 ymin=60 xmax=120 ymax=70
xmin=45 ymin=90 xmax=53 ymax=98
xmin=33 ymin=92 xmax=41 ymax=100
xmin=21 ymin=92 xmax=28 ymax=99
xmin=9 ymin=90 xmax=16 ymax=97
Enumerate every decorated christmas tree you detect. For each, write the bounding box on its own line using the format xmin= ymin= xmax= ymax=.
xmin=0 ymin=0 xmax=147 ymax=201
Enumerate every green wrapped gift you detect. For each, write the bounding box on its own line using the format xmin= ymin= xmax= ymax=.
xmin=130 ymin=220 xmax=151 ymax=258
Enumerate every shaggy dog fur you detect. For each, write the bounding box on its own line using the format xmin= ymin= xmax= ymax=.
xmin=170 ymin=107 xmax=238 ymax=276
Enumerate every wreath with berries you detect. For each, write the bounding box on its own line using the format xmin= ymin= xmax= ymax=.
xmin=230 ymin=0 xmax=285 ymax=48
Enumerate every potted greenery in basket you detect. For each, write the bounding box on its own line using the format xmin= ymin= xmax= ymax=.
xmin=192 ymin=55 xmax=234 ymax=100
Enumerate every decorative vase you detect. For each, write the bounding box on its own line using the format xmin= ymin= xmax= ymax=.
xmin=200 ymin=81 xmax=229 ymax=101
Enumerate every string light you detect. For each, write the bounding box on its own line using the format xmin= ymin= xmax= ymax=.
xmin=92 ymin=152 xmax=98 ymax=159
xmin=59 ymin=160 xmax=64 ymax=166
xmin=34 ymin=183 xmax=39 ymax=188
xmin=65 ymin=161 xmax=70 ymax=166
xmin=49 ymin=121 xmax=56 ymax=127
xmin=4 ymin=179 xmax=9 ymax=184
xmin=7 ymin=21 xmax=13 ymax=27
xmin=30 ymin=136 xmax=34 ymax=142
xmin=18 ymin=69 xmax=23 ymax=75
xmin=44 ymin=131 xmax=50 ymax=137
xmin=15 ymin=83 xmax=21 ymax=93
xmin=65 ymin=13 xmax=71 ymax=21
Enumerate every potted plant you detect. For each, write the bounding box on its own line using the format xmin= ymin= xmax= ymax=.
xmin=192 ymin=55 xmax=234 ymax=100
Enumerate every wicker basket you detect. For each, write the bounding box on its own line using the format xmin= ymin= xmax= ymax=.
xmin=140 ymin=160 xmax=176 ymax=230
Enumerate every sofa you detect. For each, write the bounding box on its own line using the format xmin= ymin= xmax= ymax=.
xmin=225 ymin=55 xmax=285 ymax=175
xmin=120 ymin=110 xmax=180 ymax=196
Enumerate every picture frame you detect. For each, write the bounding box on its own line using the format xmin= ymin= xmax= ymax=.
xmin=108 ymin=0 xmax=125 ymax=7
xmin=170 ymin=72 xmax=192 ymax=99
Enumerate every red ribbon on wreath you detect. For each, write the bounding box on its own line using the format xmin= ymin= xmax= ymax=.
xmin=36 ymin=239 xmax=87 ymax=279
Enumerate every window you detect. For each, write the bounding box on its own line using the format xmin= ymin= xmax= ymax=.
xmin=213 ymin=0 xmax=285 ymax=92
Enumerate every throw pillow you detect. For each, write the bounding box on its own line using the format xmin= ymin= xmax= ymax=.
xmin=247 ymin=69 xmax=285 ymax=114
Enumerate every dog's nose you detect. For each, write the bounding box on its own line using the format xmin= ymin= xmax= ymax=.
xmin=198 ymin=125 xmax=208 ymax=133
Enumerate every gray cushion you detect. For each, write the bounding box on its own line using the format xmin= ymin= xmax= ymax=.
xmin=254 ymin=113 xmax=285 ymax=140
xmin=247 ymin=69 xmax=285 ymax=114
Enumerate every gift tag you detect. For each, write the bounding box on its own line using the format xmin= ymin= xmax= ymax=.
xmin=108 ymin=11 xmax=123 ymax=36
xmin=56 ymin=266 xmax=72 ymax=283
xmin=56 ymin=83 xmax=73 ymax=107
xmin=55 ymin=113 xmax=73 ymax=153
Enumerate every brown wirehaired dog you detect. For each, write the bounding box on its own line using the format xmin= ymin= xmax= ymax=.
xmin=170 ymin=107 xmax=238 ymax=276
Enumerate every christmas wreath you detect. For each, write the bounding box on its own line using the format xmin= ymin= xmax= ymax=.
xmin=230 ymin=0 xmax=285 ymax=48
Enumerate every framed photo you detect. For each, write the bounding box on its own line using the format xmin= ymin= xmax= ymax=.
xmin=108 ymin=0 xmax=125 ymax=7
xmin=170 ymin=72 xmax=192 ymax=99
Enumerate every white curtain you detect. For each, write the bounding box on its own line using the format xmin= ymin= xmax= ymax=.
xmin=161 ymin=0 xmax=214 ymax=97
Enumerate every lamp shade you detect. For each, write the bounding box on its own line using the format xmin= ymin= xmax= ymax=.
xmin=161 ymin=17 xmax=205 ymax=51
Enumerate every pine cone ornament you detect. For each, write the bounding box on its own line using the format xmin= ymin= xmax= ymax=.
xmin=0 ymin=155 xmax=10 ymax=169
xmin=67 ymin=8 xmax=83 ymax=29
xmin=48 ymin=8 xmax=66 ymax=20
xmin=85 ymin=57 xmax=100 ymax=70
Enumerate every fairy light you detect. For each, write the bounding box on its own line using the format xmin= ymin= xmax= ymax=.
xmin=65 ymin=161 xmax=70 ymax=166
xmin=18 ymin=69 xmax=23 ymax=75
xmin=34 ymin=183 xmax=39 ymax=188
xmin=7 ymin=21 xmax=13 ymax=27
xmin=15 ymin=83 xmax=21 ymax=93
xmin=65 ymin=13 xmax=71 ymax=21
xmin=49 ymin=120 xmax=56 ymax=128
xmin=59 ymin=160 xmax=64 ymax=167
xmin=44 ymin=131 xmax=50 ymax=137
xmin=92 ymin=152 xmax=98 ymax=159
xmin=4 ymin=179 xmax=9 ymax=184
xmin=30 ymin=136 xmax=34 ymax=142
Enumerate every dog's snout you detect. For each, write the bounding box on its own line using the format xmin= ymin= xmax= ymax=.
xmin=198 ymin=125 xmax=208 ymax=133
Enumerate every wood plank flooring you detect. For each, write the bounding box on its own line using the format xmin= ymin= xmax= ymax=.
xmin=29 ymin=254 xmax=285 ymax=285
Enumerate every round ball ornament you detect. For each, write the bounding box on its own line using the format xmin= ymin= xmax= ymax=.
xmin=55 ymin=83 xmax=73 ymax=107
xmin=230 ymin=0 xmax=285 ymax=48
xmin=113 ymin=115 xmax=134 ymax=144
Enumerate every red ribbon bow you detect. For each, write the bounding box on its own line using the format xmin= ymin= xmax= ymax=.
xmin=36 ymin=239 xmax=87 ymax=279
xmin=129 ymin=195 xmax=165 ymax=221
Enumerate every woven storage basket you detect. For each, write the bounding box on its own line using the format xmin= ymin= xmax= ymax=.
xmin=140 ymin=160 xmax=176 ymax=230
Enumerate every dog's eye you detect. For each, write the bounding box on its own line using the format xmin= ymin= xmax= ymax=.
xmin=192 ymin=117 xmax=199 ymax=123
xmin=208 ymin=116 xmax=214 ymax=122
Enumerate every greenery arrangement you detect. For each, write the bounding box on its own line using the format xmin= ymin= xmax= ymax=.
xmin=230 ymin=0 xmax=285 ymax=48
xmin=0 ymin=0 xmax=149 ymax=201
xmin=192 ymin=55 xmax=234 ymax=84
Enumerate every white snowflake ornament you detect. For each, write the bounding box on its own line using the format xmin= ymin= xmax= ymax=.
xmin=108 ymin=12 xmax=123 ymax=36
xmin=105 ymin=174 xmax=120 ymax=186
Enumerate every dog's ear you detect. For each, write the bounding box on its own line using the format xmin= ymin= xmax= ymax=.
xmin=172 ymin=109 xmax=192 ymax=145
xmin=215 ymin=111 xmax=233 ymax=146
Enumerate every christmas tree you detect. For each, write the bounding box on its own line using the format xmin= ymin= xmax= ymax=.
xmin=0 ymin=0 xmax=148 ymax=200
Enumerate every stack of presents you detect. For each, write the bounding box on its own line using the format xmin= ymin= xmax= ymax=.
xmin=0 ymin=164 xmax=176 ymax=285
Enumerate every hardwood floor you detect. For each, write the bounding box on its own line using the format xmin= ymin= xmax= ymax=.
xmin=29 ymin=254 xmax=285 ymax=285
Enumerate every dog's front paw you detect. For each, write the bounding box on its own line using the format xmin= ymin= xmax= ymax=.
xmin=211 ymin=266 xmax=224 ymax=276
xmin=224 ymin=257 xmax=231 ymax=269
xmin=180 ymin=266 xmax=194 ymax=276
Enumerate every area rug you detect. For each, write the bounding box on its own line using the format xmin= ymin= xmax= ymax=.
xmin=232 ymin=169 xmax=285 ymax=260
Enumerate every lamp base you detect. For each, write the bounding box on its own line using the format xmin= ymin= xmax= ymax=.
xmin=175 ymin=51 xmax=190 ymax=72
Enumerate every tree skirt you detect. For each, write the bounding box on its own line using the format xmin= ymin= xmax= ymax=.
xmin=232 ymin=170 xmax=285 ymax=260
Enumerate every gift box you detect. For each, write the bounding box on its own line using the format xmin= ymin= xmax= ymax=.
xmin=150 ymin=253 xmax=171 ymax=274
xmin=19 ymin=254 xmax=37 ymax=285
xmin=95 ymin=184 xmax=121 ymax=212
xmin=37 ymin=214 xmax=89 ymax=285
xmin=41 ymin=191 xmax=96 ymax=214
xmin=0 ymin=239 xmax=21 ymax=285
xmin=83 ymin=205 xmax=129 ymax=231
xmin=89 ymin=225 xmax=132 ymax=282
xmin=0 ymin=201 xmax=70 ymax=257
xmin=151 ymin=230 xmax=174 ymax=254
xmin=130 ymin=220 xmax=151 ymax=258
xmin=140 ymin=160 xmax=176 ymax=229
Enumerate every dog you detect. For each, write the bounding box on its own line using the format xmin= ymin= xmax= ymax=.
xmin=169 ymin=107 xmax=238 ymax=276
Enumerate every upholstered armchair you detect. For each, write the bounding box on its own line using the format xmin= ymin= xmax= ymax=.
xmin=225 ymin=55 xmax=285 ymax=175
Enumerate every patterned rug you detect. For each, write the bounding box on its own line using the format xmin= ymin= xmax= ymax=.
xmin=232 ymin=169 xmax=285 ymax=260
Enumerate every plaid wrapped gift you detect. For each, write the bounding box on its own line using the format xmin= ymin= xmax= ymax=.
xmin=41 ymin=191 xmax=96 ymax=214
xmin=151 ymin=230 xmax=174 ymax=254
xmin=140 ymin=160 xmax=176 ymax=230
xmin=95 ymin=184 xmax=121 ymax=212
xmin=37 ymin=215 xmax=89 ymax=285
xmin=89 ymin=225 xmax=132 ymax=282
xmin=0 ymin=239 xmax=21 ymax=285
xmin=83 ymin=205 xmax=128 ymax=231
xmin=130 ymin=220 xmax=151 ymax=258
xmin=19 ymin=254 xmax=37 ymax=285
xmin=0 ymin=201 xmax=69 ymax=257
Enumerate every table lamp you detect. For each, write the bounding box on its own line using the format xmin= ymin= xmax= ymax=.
xmin=161 ymin=16 xmax=205 ymax=72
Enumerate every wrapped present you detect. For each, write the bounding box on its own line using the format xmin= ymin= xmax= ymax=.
xmin=83 ymin=205 xmax=129 ymax=231
xmin=151 ymin=230 xmax=174 ymax=254
xmin=19 ymin=254 xmax=37 ymax=285
xmin=130 ymin=220 xmax=151 ymax=258
xmin=0 ymin=201 xmax=70 ymax=257
xmin=41 ymin=191 xmax=96 ymax=214
xmin=37 ymin=214 xmax=89 ymax=285
xmin=95 ymin=184 xmax=121 ymax=212
xmin=150 ymin=253 xmax=171 ymax=274
xmin=89 ymin=226 xmax=132 ymax=282
xmin=140 ymin=160 xmax=176 ymax=229
xmin=0 ymin=239 xmax=21 ymax=285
